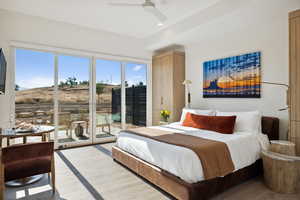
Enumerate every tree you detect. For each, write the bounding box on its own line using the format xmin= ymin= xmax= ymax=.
xmin=58 ymin=77 xmax=79 ymax=88
xmin=138 ymin=82 xmax=144 ymax=86
xmin=79 ymin=80 xmax=89 ymax=85
xmin=96 ymin=83 xmax=105 ymax=104
xmin=59 ymin=81 xmax=66 ymax=88
xmin=15 ymin=84 xmax=20 ymax=91
xmin=66 ymin=77 xmax=78 ymax=88
xmin=125 ymin=81 xmax=129 ymax=87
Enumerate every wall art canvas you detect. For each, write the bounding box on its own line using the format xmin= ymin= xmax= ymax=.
xmin=203 ymin=52 xmax=261 ymax=98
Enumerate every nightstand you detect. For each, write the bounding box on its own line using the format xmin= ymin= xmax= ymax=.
xmin=270 ymin=140 xmax=296 ymax=156
xmin=261 ymin=140 xmax=300 ymax=194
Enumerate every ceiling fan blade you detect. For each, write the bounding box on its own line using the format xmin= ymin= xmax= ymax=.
xmin=144 ymin=7 xmax=167 ymax=22
xmin=108 ymin=3 xmax=142 ymax=7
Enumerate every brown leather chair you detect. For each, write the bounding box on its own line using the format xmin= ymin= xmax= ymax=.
xmin=0 ymin=142 xmax=55 ymax=200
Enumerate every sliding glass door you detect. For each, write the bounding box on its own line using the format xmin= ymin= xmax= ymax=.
xmin=15 ymin=49 xmax=55 ymax=144
xmin=56 ymin=55 xmax=92 ymax=147
xmin=125 ymin=63 xmax=147 ymax=129
xmin=15 ymin=48 xmax=148 ymax=148
xmin=93 ymin=59 xmax=122 ymax=142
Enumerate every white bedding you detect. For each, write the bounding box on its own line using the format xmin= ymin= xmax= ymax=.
xmin=116 ymin=122 xmax=262 ymax=183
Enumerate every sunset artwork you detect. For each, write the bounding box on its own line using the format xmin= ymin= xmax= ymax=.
xmin=203 ymin=52 xmax=261 ymax=98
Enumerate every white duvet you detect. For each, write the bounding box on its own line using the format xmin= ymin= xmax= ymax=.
xmin=116 ymin=122 xmax=262 ymax=183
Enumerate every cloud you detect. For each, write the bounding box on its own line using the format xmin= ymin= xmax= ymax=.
xmin=17 ymin=77 xmax=54 ymax=89
xmin=126 ymin=75 xmax=146 ymax=86
xmin=133 ymin=65 xmax=143 ymax=71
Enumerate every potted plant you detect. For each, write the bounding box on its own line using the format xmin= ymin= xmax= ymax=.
xmin=160 ymin=109 xmax=171 ymax=124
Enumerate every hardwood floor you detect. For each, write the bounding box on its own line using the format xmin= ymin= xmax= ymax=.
xmin=5 ymin=143 xmax=300 ymax=200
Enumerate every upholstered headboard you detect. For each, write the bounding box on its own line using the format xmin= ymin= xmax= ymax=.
xmin=262 ymin=116 xmax=279 ymax=140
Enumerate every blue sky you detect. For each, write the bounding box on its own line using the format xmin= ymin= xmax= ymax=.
xmin=16 ymin=49 xmax=147 ymax=90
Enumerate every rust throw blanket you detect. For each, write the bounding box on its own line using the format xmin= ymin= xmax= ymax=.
xmin=125 ymin=127 xmax=235 ymax=180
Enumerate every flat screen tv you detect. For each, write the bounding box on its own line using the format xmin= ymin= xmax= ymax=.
xmin=0 ymin=48 xmax=7 ymax=94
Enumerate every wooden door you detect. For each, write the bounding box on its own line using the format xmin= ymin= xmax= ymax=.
xmin=172 ymin=52 xmax=186 ymax=122
xmin=289 ymin=10 xmax=300 ymax=155
xmin=152 ymin=56 xmax=162 ymax=125
xmin=160 ymin=54 xmax=173 ymax=121
xmin=290 ymin=10 xmax=300 ymax=121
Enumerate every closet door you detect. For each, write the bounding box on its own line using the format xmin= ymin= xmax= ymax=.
xmin=289 ymin=10 xmax=300 ymax=155
xmin=172 ymin=52 xmax=186 ymax=122
xmin=152 ymin=57 xmax=162 ymax=125
xmin=290 ymin=11 xmax=300 ymax=121
xmin=160 ymin=54 xmax=173 ymax=121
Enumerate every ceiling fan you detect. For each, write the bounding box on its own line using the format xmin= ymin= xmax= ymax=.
xmin=108 ymin=0 xmax=167 ymax=23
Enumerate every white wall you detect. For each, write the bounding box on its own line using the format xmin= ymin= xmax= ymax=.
xmin=147 ymin=1 xmax=299 ymax=139
xmin=0 ymin=9 xmax=151 ymax=128
xmin=186 ymin=16 xmax=290 ymax=139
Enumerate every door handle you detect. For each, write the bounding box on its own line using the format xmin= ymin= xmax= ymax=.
xmin=161 ymin=97 xmax=163 ymax=105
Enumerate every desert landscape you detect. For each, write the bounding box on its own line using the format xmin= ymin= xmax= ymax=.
xmin=15 ymin=83 xmax=118 ymax=125
xmin=15 ymin=80 xmax=146 ymax=129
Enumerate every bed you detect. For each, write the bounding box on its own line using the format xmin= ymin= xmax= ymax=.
xmin=112 ymin=116 xmax=279 ymax=200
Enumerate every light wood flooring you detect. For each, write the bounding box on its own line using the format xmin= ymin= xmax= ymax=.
xmin=5 ymin=143 xmax=300 ymax=200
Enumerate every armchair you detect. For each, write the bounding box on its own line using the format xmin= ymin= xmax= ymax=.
xmin=0 ymin=142 xmax=55 ymax=200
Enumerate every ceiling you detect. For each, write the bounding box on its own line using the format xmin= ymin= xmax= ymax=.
xmin=146 ymin=0 xmax=300 ymax=50
xmin=0 ymin=0 xmax=222 ymax=38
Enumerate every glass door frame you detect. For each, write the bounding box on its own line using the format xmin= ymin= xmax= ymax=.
xmin=54 ymin=53 xmax=94 ymax=149
xmin=91 ymin=57 xmax=121 ymax=144
xmin=91 ymin=57 xmax=150 ymax=144
xmin=11 ymin=43 xmax=152 ymax=149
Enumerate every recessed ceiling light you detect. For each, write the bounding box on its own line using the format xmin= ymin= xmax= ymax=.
xmin=157 ymin=22 xmax=164 ymax=27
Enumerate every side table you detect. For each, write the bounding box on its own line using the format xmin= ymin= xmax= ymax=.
xmin=270 ymin=140 xmax=296 ymax=156
xmin=261 ymin=150 xmax=300 ymax=193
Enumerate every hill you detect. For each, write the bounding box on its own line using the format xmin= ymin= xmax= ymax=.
xmin=15 ymin=84 xmax=118 ymax=104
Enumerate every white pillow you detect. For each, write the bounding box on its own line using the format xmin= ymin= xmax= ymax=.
xmin=216 ymin=110 xmax=261 ymax=134
xmin=180 ymin=108 xmax=215 ymax=124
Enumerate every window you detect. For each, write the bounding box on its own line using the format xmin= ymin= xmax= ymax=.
xmin=14 ymin=47 xmax=149 ymax=148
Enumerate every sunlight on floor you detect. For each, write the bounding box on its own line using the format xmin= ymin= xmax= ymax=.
xmin=28 ymin=184 xmax=52 ymax=196
xmin=15 ymin=190 xmax=25 ymax=199
xmin=13 ymin=182 xmax=52 ymax=199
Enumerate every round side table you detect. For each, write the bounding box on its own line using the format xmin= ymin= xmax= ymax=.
xmin=270 ymin=140 xmax=296 ymax=156
xmin=261 ymin=150 xmax=300 ymax=193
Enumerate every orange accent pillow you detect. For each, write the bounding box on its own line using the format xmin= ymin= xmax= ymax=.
xmin=182 ymin=113 xmax=237 ymax=134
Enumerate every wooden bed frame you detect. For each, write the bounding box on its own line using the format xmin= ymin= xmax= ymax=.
xmin=112 ymin=116 xmax=279 ymax=200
